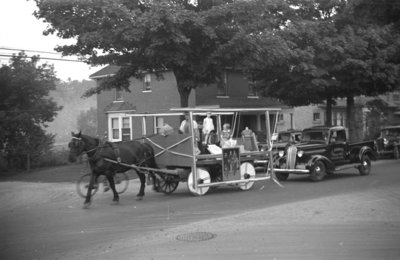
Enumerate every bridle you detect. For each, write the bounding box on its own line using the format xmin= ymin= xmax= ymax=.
xmin=70 ymin=136 xmax=98 ymax=157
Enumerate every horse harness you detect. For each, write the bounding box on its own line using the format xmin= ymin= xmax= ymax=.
xmin=72 ymin=136 xmax=154 ymax=167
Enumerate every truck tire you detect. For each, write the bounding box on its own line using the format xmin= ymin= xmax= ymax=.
xmin=275 ymin=160 xmax=289 ymax=181
xmin=394 ymin=146 xmax=399 ymax=160
xmin=310 ymin=161 xmax=326 ymax=182
xmin=358 ymin=154 xmax=371 ymax=175
xmin=275 ymin=172 xmax=289 ymax=181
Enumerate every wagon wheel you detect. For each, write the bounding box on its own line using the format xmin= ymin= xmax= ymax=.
xmin=114 ymin=172 xmax=130 ymax=194
xmin=157 ymin=174 xmax=180 ymax=194
xmin=238 ymin=162 xmax=256 ymax=191
xmin=187 ymin=168 xmax=210 ymax=196
xmin=76 ymin=173 xmax=98 ymax=198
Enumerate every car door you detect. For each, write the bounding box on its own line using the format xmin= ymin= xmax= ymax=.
xmin=328 ymin=129 xmax=347 ymax=164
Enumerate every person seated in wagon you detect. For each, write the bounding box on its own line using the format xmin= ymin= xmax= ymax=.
xmin=220 ymin=123 xmax=232 ymax=147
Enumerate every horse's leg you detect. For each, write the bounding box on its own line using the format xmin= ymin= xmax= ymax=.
xmin=136 ymin=171 xmax=146 ymax=201
xmin=106 ymin=172 xmax=119 ymax=203
xmin=83 ymin=172 xmax=97 ymax=209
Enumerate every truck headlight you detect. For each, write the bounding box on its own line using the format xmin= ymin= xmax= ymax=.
xmin=384 ymin=138 xmax=389 ymax=145
xmin=297 ymin=150 xmax=304 ymax=158
xmin=278 ymin=150 xmax=284 ymax=157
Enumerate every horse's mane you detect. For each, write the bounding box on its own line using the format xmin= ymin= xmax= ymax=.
xmin=80 ymin=134 xmax=100 ymax=146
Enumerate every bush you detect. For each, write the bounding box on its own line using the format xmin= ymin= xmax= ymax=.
xmin=35 ymin=148 xmax=70 ymax=168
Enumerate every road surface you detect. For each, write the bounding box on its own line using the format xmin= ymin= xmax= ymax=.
xmin=0 ymin=160 xmax=399 ymax=259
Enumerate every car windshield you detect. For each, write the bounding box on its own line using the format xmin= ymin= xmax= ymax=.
xmin=277 ymin=133 xmax=291 ymax=143
xmin=301 ymin=130 xmax=328 ymax=142
xmin=382 ymin=128 xmax=400 ymax=137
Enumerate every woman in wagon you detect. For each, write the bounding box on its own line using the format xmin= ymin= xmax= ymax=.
xmin=220 ymin=123 xmax=232 ymax=147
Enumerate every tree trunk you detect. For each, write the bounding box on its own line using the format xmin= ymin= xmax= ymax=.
xmin=346 ymin=95 xmax=356 ymax=142
xmin=26 ymin=153 xmax=31 ymax=172
xmin=179 ymin=87 xmax=190 ymax=108
xmin=325 ymin=96 xmax=333 ymax=126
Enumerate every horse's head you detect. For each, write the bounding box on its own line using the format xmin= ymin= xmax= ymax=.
xmin=68 ymin=131 xmax=85 ymax=162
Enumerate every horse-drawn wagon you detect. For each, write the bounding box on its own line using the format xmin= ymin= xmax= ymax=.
xmin=122 ymin=107 xmax=282 ymax=196
xmin=69 ymin=107 xmax=282 ymax=208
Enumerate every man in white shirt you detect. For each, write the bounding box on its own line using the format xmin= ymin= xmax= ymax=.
xmin=202 ymin=112 xmax=215 ymax=144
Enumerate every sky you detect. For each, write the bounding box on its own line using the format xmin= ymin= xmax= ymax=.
xmin=0 ymin=0 xmax=103 ymax=81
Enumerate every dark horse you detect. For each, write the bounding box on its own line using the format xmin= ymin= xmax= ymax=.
xmin=68 ymin=131 xmax=158 ymax=208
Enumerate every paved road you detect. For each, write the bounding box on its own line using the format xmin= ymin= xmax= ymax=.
xmin=0 ymin=160 xmax=399 ymax=259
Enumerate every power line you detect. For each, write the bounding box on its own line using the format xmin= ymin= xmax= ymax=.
xmin=0 ymin=54 xmax=84 ymax=63
xmin=0 ymin=47 xmax=59 ymax=55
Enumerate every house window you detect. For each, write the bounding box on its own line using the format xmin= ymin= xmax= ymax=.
xmin=155 ymin=117 xmax=164 ymax=134
xmin=115 ymin=89 xmax=123 ymax=101
xmin=143 ymin=73 xmax=151 ymax=92
xmin=111 ymin=118 xmax=120 ymax=140
xmin=217 ymin=71 xmax=228 ymax=97
xmin=278 ymin=114 xmax=284 ymax=122
xmin=110 ymin=115 xmax=132 ymax=141
xmin=121 ymin=117 xmax=131 ymax=141
xmin=247 ymin=79 xmax=259 ymax=98
xmin=313 ymin=112 xmax=321 ymax=121
xmin=332 ymin=112 xmax=345 ymax=126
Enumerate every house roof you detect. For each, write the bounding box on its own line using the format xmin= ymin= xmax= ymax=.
xmin=104 ymin=101 xmax=136 ymax=113
xmin=89 ymin=65 xmax=120 ymax=79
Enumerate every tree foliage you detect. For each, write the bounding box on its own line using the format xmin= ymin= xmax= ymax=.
xmin=77 ymin=107 xmax=97 ymax=137
xmin=0 ymin=52 xmax=61 ymax=170
xmin=32 ymin=0 xmax=302 ymax=106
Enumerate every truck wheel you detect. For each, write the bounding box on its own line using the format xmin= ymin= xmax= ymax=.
xmin=359 ymin=155 xmax=371 ymax=175
xmin=275 ymin=172 xmax=289 ymax=181
xmin=274 ymin=160 xmax=289 ymax=181
xmin=310 ymin=161 xmax=326 ymax=182
xmin=394 ymin=146 xmax=399 ymax=160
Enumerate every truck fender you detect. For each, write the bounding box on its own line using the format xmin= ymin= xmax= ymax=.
xmin=306 ymin=155 xmax=335 ymax=172
xmin=359 ymin=146 xmax=377 ymax=161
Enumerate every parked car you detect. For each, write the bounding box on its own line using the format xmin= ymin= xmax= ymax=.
xmin=375 ymin=125 xmax=400 ymax=159
xmin=274 ymin=126 xmax=377 ymax=182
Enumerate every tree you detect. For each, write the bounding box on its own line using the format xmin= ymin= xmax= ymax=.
xmin=0 ymin=52 xmax=61 ymax=170
xmin=256 ymin=0 xmax=400 ymax=140
xmin=32 ymin=0 xmax=296 ymax=107
xmin=77 ymin=107 xmax=98 ymax=137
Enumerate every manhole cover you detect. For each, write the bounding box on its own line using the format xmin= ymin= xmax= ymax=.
xmin=176 ymin=232 xmax=216 ymax=242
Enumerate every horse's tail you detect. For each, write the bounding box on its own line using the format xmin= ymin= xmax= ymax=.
xmin=142 ymin=142 xmax=159 ymax=169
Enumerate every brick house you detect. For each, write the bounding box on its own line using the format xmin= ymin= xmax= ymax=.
xmin=90 ymin=66 xmax=289 ymax=141
xmin=91 ymin=66 xmax=399 ymax=141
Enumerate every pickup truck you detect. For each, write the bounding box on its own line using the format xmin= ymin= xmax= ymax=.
xmin=375 ymin=125 xmax=400 ymax=159
xmin=274 ymin=126 xmax=377 ymax=181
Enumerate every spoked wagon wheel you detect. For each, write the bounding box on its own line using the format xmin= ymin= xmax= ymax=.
xmin=187 ymin=168 xmax=210 ymax=196
xmin=76 ymin=173 xmax=98 ymax=198
xmin=113 ymin=172 xmax=130 ymax=194
xmin=238 ymin=162 xmax=256 ymax=190
xmin=156 ymin=174 xmax=180 ymax=194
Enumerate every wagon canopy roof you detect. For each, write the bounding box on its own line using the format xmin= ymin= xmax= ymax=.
xmin=170 ymin=107 xmax=281 ymax=113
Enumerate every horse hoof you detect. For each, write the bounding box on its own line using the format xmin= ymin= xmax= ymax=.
xmin=136 ymin=196 xmax=143 ymax=201
xmin=83 ymin=202 xmax=91 ymax=209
